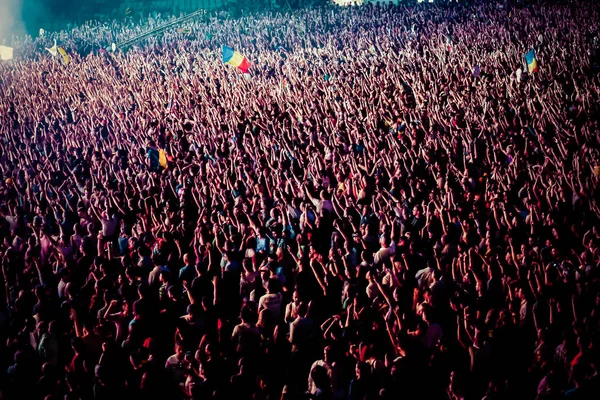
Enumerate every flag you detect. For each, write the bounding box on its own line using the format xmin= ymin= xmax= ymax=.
xmin=473 ymin=65 xmax=481 ymax=78
xmin=222 ymin=46 xmax=250 ymax=73
xmin=158 ymin=149 xmax=168 ymax=169
xmin=333 ymin=0 xmax=363 ymax=5
xmin=525 ymin=49 xmax=537 ymax=73
xmin=46 ymin=40 xmax=58 ymax=56
xmin=57 ymin=46 xmax=69 ymax=65
xmin=0 ymin=46 xmax=13 ymax=61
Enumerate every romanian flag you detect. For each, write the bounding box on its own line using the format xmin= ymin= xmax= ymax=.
xmin=58 ymin=46 xmax=70 ymax=65
xmin=525 ymin=49 xmax=537 ymax=73
xmin=159 ymin=149 xmax=168 ymax=169
xmin=222 ymin=46 xmax=250 ymax=73
xmin=159 ymin=149 xmax=174 ymax=169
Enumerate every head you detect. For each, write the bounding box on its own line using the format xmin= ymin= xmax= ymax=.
xmin=323 ymin=345 xmax=334 ymax=364
xmin=175 ymin=343 xmax=184 ymax=357
xmin=355 ymin=361 xmax=370 ymax=380
xmin=297 ymin=302 xmax=309 ymax=319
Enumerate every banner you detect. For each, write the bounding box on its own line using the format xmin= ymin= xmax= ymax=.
xmin=0 ymin=46 xmax=14 ymax=61
xmin=332 ymin=0 xmax=364 ymax=5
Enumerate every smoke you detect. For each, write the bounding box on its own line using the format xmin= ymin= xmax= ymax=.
xmin=0 ymin=0 xmax=57 ymax=44
xmin=0 ymin=0 xmax=25 ymax=43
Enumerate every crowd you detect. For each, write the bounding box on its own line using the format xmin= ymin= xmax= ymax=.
xmin=1 ymin=1 xmax=600 ymax=399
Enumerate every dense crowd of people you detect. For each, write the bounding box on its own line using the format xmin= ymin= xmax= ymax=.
xmin=1 ymin=1 xmax=600 ymax=399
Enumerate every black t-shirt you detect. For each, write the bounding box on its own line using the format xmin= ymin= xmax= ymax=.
xmin=177 ymin=316 xmax=205 ymax=350
xmin=191 ymin=377 xmax=216 ymax=400
xmin=295 ymin=269 xmax=321 ymax=303
xmin=74 ymin=255 xmax=94 ymax=287
xmin=191 ymin=274 xmax=213 ymax=304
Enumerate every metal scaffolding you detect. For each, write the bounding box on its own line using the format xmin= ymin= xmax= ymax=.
xmin=114 ymin=8 xmax=208 ymax=50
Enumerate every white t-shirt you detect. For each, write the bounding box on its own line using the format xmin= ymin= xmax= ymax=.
xmin=374 ymin=244 xmax=396 ymax=265
xmin=58 ymin=279 xmax=67 ymax=300
xmin=308 ymin=360 xmax=330 ymax=395
xmin=71 ymin=235 xmax=82 ymax=254
xmin=101 ymin=215 xmax=118 ymax=237
xmin=165 ymin=354 xmax=184 ymax=368
xmin=259 ymin=292 xmax=283 ymax=319
xmin=5 ymin=216 xmax=18 ymax=233
xmin=165 ymin=353 xmax=188 ymax=382
xmin=311 ymin=198 xmax=334 ymax=215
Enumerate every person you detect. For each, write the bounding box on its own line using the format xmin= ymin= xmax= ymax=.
xmin=348 ymin=362 xmax=372 ymax=400
xmin=0 ymin=2 xmax=599 ymax=400
xmin=148 ymin=254 xmax=170 ymax=289
xmin=165 ymin=343 xmax=191 ymax=384
xmin=258 ymin=278 xmax=283 ymax=320
xmin=289 ymin=302 xmax=319 ymax=353
xmin=307 ymin=345 xmax=340 ymax=397
xmin=284 ymin=290 xmax=300 ymax=325
xmin=179 ymin=253 xmax=197 ymax=284
xmin=37 ymin=321 xmax=58 ymax=367
xmin=231 ymin=305 xmax=261 ymax=355
xmin=309 ymin=365 xmax=333 ymax=400
xmin=146 ymin=140 xmax=161 ymax=172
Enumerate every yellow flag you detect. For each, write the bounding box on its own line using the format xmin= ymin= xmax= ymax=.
xmin=159 ymin=149 xmax=168 ymax=169
xmin=57 ymin=46 xmax=69 ymax=65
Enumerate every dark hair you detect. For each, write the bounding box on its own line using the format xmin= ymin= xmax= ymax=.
xmin=356 ymin=361 xmax=371 ymax=380
xmin=159 ymin=270 xmax=171 ymax=281
xmin=310 ymin=365 xmax=330 ymax=390
xmin=297 ymin=302 xmax=308 ymax=318
xmin=241 ymin=305 xmax=257 ymax=324
xmin=266 ymin=278 xmax=280 ymax=294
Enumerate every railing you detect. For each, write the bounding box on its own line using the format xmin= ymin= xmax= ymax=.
xmin=114 ymin=8 xmax=209 ymax=49
xmin=120 ymin=0 xmax=228 ymax=15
